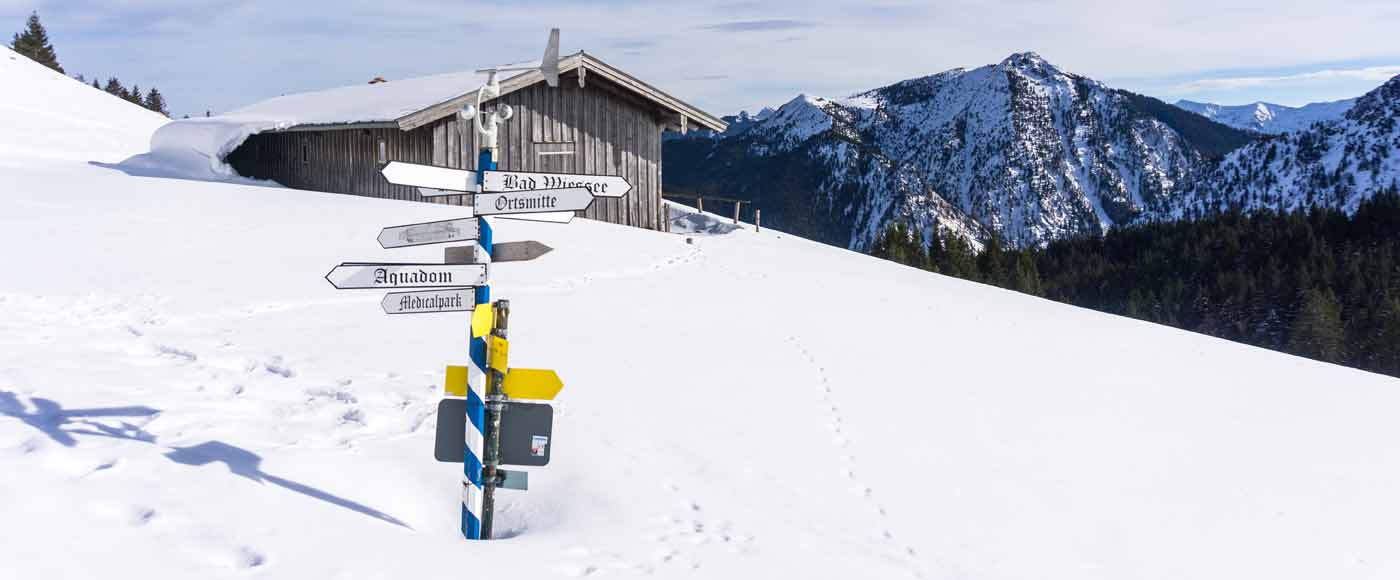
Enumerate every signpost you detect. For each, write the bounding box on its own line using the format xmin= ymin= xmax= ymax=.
xmin=323 ymin=27 xmax=645 ymax=542
xmin=473 ymin=187 xmax=596 ymax=217
xmin=482 ymin=169 xmax=631 ymax=198
xmin=324 ymin=263 xmax=487 ymax=289
xmin=382 ymin=289 xmax=476 ymax=315
xmin=381 ymin=161 xmax=477 ymax=192
xmin=378 ymin=217 xmax=479 ymax=249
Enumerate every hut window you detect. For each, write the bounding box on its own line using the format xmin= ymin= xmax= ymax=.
xmin=377 ymin=139 xmax=387 ymax=164
xmin=301 ymin=141 xmax=309 ymax=165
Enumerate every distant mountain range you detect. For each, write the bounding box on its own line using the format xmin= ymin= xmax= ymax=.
xmin=665 ymin=54 xmax=1400 ymax=249
xmin=1174 ymin=98 xmax=1355 ymax=134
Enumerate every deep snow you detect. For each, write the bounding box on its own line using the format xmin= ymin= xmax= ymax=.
xmin=4 ymin=47 xmax=1400 ymax=580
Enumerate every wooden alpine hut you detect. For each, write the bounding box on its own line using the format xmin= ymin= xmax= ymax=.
xmin=220 ymin=51 xmax=726 ymax=231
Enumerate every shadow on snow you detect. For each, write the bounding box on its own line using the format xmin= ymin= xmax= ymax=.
xmin=0 ymin=390 xmax=410 ymax=530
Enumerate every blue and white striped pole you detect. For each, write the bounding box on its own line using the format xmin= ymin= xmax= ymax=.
xmin=462 ymin=149 xmax=495 ymax=540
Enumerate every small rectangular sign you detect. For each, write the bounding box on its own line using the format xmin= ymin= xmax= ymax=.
xmin=497 ymin=469 xmax=528 ymax=491
xmin=474 ymin=187 xmax=594 ymax=216
xmin=483 ymin=169 xmax=630 ymax=197
xmin=378 ymin=217 xmax=479 ymax=249
xmin=325 ymin=263 xmax=487 ymax=289
xmin=382 ymin=289 xmax=474 ymax=315
xmin=487 ymin=335 xmax=509 ymax=371
xmin=471 ymin=303 xmax=494 ymax=338
xmin=444 ymin=365 xmax=470 ymax=397
xmin=500 ymin=402 xmax=553 ymax=467
xmin=435 ymin=398 xmax=467 ymax=463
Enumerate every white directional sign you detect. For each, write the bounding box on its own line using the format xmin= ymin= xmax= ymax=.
xmin=474 ymin=187 xmax=594 ymax=217
xmin=497 ymin=211 xmax=575 ymax=224
xmin=325 ymin=263 xmax=487 ymax=289
xmin=378 ymin=217 xmax=480 ymax=249
xmin=381 ymin=162 xmax=477 ymax=192
xmin=483 ymin=170 xmax=630 ymax=198
xmin=382 ymin=288 xmax=476 ymax=315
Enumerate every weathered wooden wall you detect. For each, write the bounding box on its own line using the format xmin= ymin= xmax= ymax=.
xmin=226 ymin=71 xmax=668 ymax=230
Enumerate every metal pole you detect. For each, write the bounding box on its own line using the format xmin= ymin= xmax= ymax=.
xmin=755 ymin=209 xmax=761 ymax=232
xmin=480 ymin=299 xmax=509 ymax=538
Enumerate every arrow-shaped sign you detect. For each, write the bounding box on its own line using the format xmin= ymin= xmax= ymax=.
xmin=378 ymin=217 xmax=479 ymax=249
xmin=496 ymin=211 xmax=575 ymax=224
xmin=381 ymin=161 xmax=477 ymax=192
xmin=474 ymin=187 xmax=594 ymax=217
xmin=502 ymin=368 xmax=564 ymax=400
xmin=491 ymin=241 xmax=553 ymax=262
xmin=382 ymin=288 xmax=476 ymax=315
xmin=325 ymin=263 xmax=487 ymax=289
xmin=483 ymin=170 xmax=630 ymax=198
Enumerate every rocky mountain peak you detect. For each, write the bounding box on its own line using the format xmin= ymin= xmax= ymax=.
xmin=1346 ymin=74 xmax=1400 ymax=127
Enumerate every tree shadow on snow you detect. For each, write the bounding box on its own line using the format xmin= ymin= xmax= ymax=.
xmin=0 ymin=391 xmax=410 ymax=530
xmin=0 ymin=390 xmax=159 ymax=447
xmin=165 ymin=441 xmax=413 ymax=530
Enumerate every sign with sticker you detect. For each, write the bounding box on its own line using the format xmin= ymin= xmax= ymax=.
xmin=499 ymin=402 xmax=553 ymax=466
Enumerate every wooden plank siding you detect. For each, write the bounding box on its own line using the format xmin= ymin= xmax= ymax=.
xmin=225 ymin=72 xmax=670 ymax=230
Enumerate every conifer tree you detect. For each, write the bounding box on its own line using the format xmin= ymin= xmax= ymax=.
xmin=1287 ymin=288 xmax=1345 ymax=363
xmin=10 ymin=11 xmax=63 ymax=73
xmin=91 ymin=78 xmax=99 ymax=90
xmin=143 ymin=87 xmax=169 ymax=116
xmin=103 ymin=77 xmax=124 ymax=97
xmin=126 ymin=84 xmax=144 ymax=105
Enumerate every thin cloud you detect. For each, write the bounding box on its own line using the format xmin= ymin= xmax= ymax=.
xmin=605 ymin=37 xmax=658 ymax=50
xmin=701 ymin=19 xmax=816 ymax=32
xmin=1168 ymin=65 xmax=1400 ymax=93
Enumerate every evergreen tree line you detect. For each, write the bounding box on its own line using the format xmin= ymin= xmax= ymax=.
xmin=10 ymin=11 xmax=169 ymax=116
xmin=871 ymin=191 xmax=1400 ymax=378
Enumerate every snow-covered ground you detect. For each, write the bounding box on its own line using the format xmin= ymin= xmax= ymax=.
xmin=4 ymin=48 xmax=1400 ymax=580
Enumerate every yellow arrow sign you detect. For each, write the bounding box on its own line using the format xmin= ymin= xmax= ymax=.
xmin=444 ymin=365 xmax=469 ymax=397
xmin=502 ymin=368 xmax=564 ymax=400
xmin=487 ymin=335 xmax=509 ymax=372
xmin=470 ymin=303 xmax=494 ymax=338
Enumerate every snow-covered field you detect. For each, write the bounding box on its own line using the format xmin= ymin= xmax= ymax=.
xmin=4 ymin=47 xmax=1400 ymax=579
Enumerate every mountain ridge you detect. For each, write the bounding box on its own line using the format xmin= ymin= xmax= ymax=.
xmin=665 ymin=54 xmax=1399 ymax=249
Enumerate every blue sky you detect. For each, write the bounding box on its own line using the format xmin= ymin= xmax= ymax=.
xmin=5 ymin=0 xmax=1398 ymax=118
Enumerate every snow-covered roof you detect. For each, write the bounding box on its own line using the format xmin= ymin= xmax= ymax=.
xmin=223 ymin=69 xmax=519 ymax=127
xmin=144 ymin=51 xmax=725 ymax=179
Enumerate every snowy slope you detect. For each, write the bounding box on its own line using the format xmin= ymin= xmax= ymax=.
xmin=0 ymin=46 xmax=167 ymax=164
xmin=5 ymin=52 xmax=1400 ymax=580
xmin=1175 ymin=98 xmax=1355 ymax=134
xmin=7 ymin=156 xmax=1400 ymax=580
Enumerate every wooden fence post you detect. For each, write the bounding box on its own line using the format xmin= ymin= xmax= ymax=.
xmin=733 ymin=201 xmax=741 ymax=224
xmin=755 ymin=209 xmax=761 ymax=232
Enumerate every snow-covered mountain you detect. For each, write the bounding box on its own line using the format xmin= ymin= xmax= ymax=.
xmin=665 ymin=53 xmax=1255 ymax=249
xmin=1175 ymin=98 xmax=1355 ymax=134
xmin=1171 ymin=75 xmax=1400 ymax=217
xmin=6 ymin=45 xmax=1400 ymax=579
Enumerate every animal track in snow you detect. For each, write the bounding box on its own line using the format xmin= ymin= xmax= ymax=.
xmin=785 ymin=335 xmax=924 ymax=576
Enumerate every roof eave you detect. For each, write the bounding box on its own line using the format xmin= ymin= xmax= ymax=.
xmin=393 ymin=52 xmax=727 ymax=134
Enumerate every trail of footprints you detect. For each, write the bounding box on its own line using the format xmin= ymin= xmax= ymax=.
xmin=558 ymin=480 xmax=755 ymax=577
xmin=787 ymin=336 xmax=925 ymax=578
